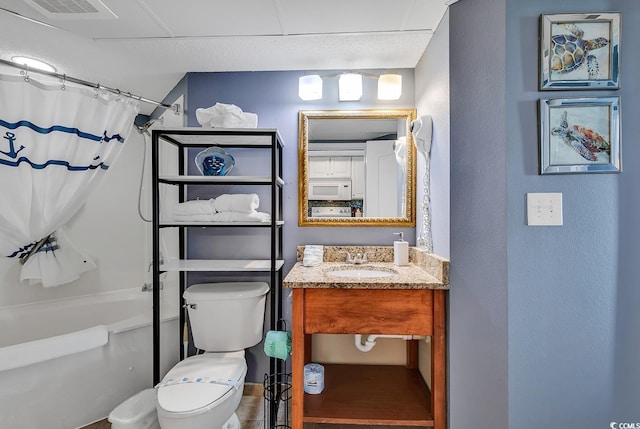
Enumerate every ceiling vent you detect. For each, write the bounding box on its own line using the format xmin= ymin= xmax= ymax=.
xmin=24 ymin=0 xmax=118 ymax=19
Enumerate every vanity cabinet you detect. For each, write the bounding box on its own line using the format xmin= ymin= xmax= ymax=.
xmin=291 ymin=287 xmax=447 ymax=429
xmin=309 ymin=156 xmax=352 ymax=178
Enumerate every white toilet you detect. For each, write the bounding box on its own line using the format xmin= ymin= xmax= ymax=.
xmin=155 ymin=282 xmax=270 ymax=429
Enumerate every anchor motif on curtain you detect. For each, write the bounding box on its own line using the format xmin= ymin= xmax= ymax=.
xmin=1 ymin=131 xmax=24 ymax=158
xmin=0 ymin=73 xmax=139 ymax=287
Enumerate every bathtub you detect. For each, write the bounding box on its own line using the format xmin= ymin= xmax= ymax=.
xmin=0 ymin=286 xmax=181 ymax=429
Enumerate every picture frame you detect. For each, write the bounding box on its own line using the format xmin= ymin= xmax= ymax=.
xmin=540 ymin=12 xmax=620 ymax=90
xmin=539 ymin=97 xmax=620 ymax=174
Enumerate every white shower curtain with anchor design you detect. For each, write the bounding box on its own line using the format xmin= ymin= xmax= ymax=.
xmin=0 ymin=73 xmax=139 ymax=287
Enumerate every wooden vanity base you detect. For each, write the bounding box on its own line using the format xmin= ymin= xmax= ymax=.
xmin=292 ymin=288 xmax=447 ymax=429
xmin=304 ymin=363 xmax=433 ymax=426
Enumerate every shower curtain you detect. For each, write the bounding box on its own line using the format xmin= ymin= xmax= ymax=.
xmin=0 ymin=73 xmax=139 ymax=287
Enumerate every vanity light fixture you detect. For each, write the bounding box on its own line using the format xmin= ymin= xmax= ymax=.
xmin=298 ymin=74 xmax=323 ymax=101
xmin=377 ymin=73 xmax=402 ymax=100
xmin=298 ymin=71 xmax=402 ymax=101
xmin=338 ymin=73 xmax=363 ymax=101
xmin=11 ymin=56 xmax=56 ymax=73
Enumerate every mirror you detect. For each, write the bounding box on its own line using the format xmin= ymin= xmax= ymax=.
xmin=298 ymin=109 xmax=416 ymax=226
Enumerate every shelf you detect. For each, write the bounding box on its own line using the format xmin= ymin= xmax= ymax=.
xmin=161 ymin=259 xmax=285 ymax=272
xmin=160 ymin=220 xmax=284 ymax=228
xmin=303 ymin=364 xmax=433 ymax=427
xmin=154 ymin=127 xmax=284 ymax=148
xmin=151 ymin=127 xmax=285 ymax=391
xmin=159 ymin=175 xmax=285 ymax=186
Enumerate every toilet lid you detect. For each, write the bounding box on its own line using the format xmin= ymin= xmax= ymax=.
xmin=157 ymin=353 xmax=247 ymax=414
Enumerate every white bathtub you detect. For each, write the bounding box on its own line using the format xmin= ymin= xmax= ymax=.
xmin=0 ymin=286 xmax=181 ymax=429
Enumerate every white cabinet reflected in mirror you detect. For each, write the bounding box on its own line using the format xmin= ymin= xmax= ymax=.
xmin=298 ymin=109 xmax=416 ymax=226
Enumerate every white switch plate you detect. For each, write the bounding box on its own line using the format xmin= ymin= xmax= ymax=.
xmin=527 ymin=193 xmax=563 ymax=226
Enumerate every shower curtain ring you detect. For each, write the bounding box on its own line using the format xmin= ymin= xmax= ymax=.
xmin=60 ymin=74 xmax=66 ymax=91
xmin=21 ymin=64 xmax=30 ymax=82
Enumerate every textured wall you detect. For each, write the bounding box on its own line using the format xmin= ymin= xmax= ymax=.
xmin=452 ymin=0 xmax=640 ymax=427
xmin=414 ymin=10 xmax=451 ymax=259
xmin=449 ymin=0 xmax=509 ymax=428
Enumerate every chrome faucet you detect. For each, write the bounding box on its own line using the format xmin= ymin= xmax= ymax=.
xmin=343 ymin=251 xmax=368 ymax=265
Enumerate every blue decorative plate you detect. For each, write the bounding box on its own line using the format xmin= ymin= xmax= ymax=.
xmin=194 ymin=147 xmax=235 ymax=176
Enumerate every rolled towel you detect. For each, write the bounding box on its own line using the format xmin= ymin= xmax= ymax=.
xmin=214 ymin=194 xmax=259 ymax=213
xmin=172 ymin=199 xmax=216 ymax=216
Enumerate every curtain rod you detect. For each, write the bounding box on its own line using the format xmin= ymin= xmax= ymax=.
xmin=0 ymin=58 xmax=180 ymax=114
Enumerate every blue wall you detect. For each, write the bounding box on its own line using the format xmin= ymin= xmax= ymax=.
xmin=185 ymin=69 xmax=416 ymax=262
xmin=183 ymin=69 xmax=417 ymax=380
xmin=450 ymin=0 xmax=509 ymax=427
xmin=452 ymin=0 xmax=640 ymax=427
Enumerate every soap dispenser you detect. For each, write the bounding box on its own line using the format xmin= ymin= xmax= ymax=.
xmin=393 ymin=232 xmax=409 ymax=266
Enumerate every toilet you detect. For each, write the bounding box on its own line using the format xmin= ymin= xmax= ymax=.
xmin=155 ymin=282 xmax=270 ymax=429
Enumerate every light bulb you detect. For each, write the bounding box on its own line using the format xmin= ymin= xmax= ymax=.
xmin=338 ymin=73 xmax=362 ymax=101
xmin=378 ymin=73 xmax=402 ymax=100
xmin=299 ymin=75 xmax=323 ymax=100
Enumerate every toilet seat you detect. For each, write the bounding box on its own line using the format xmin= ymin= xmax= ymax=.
xmin=157 ymin=352 xmax=247 ymax=416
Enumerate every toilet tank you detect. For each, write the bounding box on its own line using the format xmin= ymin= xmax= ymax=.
xmin=183 ymin=282 xmax=270 ymax=351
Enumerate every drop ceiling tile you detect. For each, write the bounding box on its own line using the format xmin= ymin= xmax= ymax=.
xmin=0 ymin=0 xmax=172 ymax=38
xmin=143 ymin=0 xmax=283 ymax=36
xmin=276 ymin=0 xmax=419 ymax=34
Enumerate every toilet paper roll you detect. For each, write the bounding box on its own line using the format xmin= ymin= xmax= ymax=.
xmin=263 ymin=330 xmax=291 ymax=360
xmin=304 ymin=363 xmax=324 ymax=394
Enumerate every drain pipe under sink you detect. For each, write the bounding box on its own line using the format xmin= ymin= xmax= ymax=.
xmin=354 ymin=334 xmax=425 ymax=352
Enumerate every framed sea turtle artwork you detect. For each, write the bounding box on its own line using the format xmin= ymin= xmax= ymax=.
xmin=539 ymin=97 xmax=621 ymax=174
xmin=540 ymin=12 xmax=620 ymax=90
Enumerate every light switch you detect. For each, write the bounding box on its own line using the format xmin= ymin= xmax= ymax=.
xmin=527 ymin=193 xmax=563 ymax=226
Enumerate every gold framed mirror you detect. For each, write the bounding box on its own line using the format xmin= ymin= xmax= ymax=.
xmin=298 ymin=109 xmax=416 ymax=226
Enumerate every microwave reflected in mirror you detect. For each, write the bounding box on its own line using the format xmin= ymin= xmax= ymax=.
xmin=308 ymin=180 xmax=352 ymax=201
xmin=298 ymin=109 xmax=416 ymax=227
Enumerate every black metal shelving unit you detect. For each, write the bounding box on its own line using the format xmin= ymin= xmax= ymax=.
xmin=150 ymin=128 xmax=285 ymax=417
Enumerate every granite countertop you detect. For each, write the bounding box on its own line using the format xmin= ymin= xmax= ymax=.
xmin=283 ymin=246 xmax=450 ymax=290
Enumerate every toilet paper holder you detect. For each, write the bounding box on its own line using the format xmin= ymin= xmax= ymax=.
xmin=263 ymin=319 xmax=291 ymax=429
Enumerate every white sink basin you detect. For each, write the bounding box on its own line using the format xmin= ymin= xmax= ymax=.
xmin=326 ymin=267 xmax=397 ymax=278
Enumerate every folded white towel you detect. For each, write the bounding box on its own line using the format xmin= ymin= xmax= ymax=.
xmin=302 ymin=245 xmax=324 ymax=267
xmin=214 ymin=194 xmax=260 ymax=213
xmin=211 ymin=211 xmax=271 ymax=222
xmin=173 ymin=214 xmax=217 ymax=222
xmin=172 ymin=211 xmax=271 ymax=223
xmin=243 ymin=112 xmax=258 ymax=128
xmin=172 ymin=199 xmax=216 ymax=216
